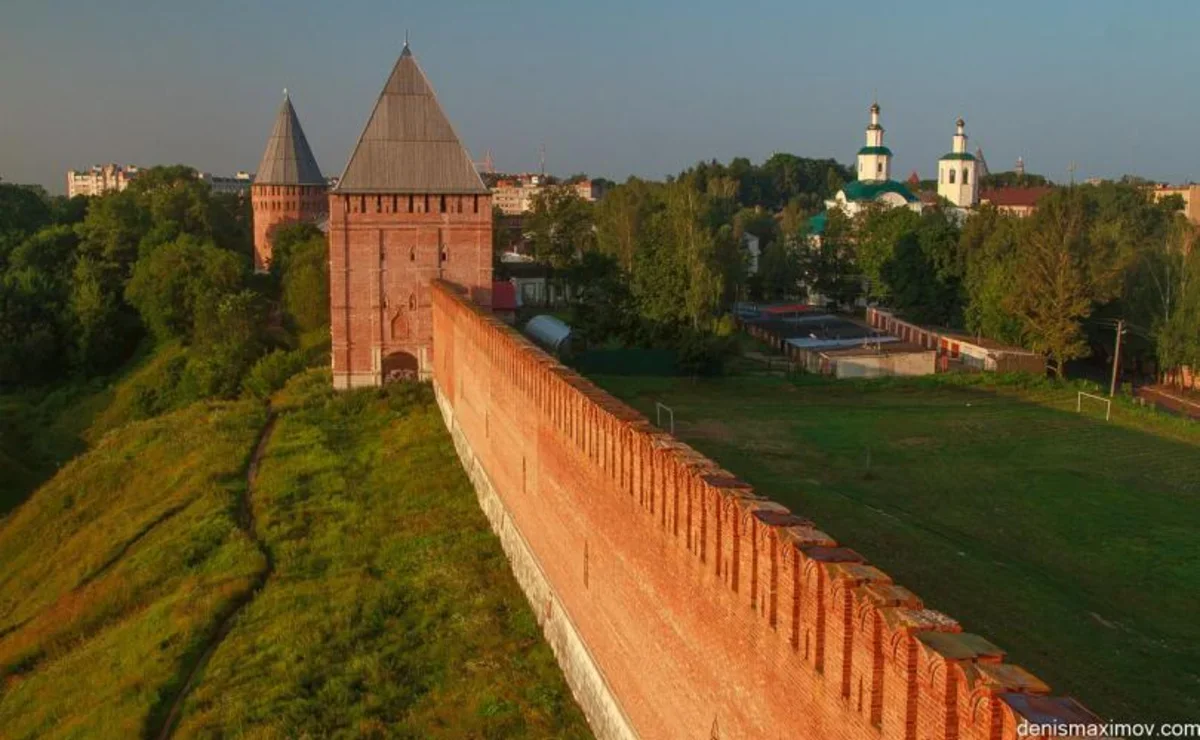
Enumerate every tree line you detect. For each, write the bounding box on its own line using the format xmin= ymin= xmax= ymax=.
xmin=521 ymin=156 xmax=1199 ymax=383
xmin=0 ymin=169 xmax=328 ymax=401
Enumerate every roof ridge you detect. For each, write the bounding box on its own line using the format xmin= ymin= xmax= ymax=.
xmin=255 ymin=94 xmax=325 ymax=186
xmin=334 ymin=46 xmax=487 ymax=194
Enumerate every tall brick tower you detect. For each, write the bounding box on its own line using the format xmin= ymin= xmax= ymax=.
xmin=251 ymin=92 xmax=327 ymax=272
xmin=329 ymin=43 xmax=492 ymax=388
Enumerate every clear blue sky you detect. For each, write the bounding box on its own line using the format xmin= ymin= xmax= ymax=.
xmin=2 ymin=0 xmax=1196 ymax=193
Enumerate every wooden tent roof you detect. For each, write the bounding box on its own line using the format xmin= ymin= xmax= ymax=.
xmin=255 ymin=93 xmax=325 ymax=186
xmin=335 ymin=45 xmax=487 ymax=194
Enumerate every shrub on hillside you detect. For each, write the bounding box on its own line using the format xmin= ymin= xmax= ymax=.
xmin=673 ymin=329 xmax=737 ymax=376
xmin=128 ymin=351 xmax=189 ymax=419
xmin=242 ymin=350 xmax=309 ymax=400
xmin=280 ymin=235 xmax=329 ymax=335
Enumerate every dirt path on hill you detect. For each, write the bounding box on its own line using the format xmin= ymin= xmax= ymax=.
xmin=151 ymin=406 xmax=279 ymax=740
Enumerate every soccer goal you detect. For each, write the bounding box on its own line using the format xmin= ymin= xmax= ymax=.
xmin=1076 ymin=391 xmax=1112 ymax=421
xmin=655 ymin=401 xmax=675 ymax=434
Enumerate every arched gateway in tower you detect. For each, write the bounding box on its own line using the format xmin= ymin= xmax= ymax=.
xmin=251 ymin=92 xmax=327 ymax=272
xmin=328 ymin=43 xmax=493 ymax=388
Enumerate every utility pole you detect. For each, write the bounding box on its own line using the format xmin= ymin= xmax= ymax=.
xmin=1109 ymin=318 xmax=1125 ymax=397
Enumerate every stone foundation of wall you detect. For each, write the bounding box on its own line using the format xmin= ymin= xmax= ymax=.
xmin=434 ymin=383 xmax=637 ymax=740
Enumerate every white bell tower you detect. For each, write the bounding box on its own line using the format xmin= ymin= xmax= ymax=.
xmin=937 ymin=118 xmax=979 ymax=207
xmin=856 ymin=102 xmax=892 ymax=182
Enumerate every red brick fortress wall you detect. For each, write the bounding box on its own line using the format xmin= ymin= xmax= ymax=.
xmin=328 ymin=192 xmax=491 ymax=388
xmin=250 ymin=183 xmax=328 ymax=272
xmin=431 ymin=280 xmax=1105 ymax=740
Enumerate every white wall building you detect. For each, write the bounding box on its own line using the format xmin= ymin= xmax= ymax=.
xmin=937 ymin=118 xmax=979 ymax=208
xmin=198 ymin=170 xmax=254 ymax=195
xmin=66 ymin=164 xmax=141 ymax=197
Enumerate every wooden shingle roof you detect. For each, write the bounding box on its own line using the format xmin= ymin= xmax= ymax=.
xmin=335 ymin=45 xmax=487 ymax=194
xmin=255 ymin=93 xmax=325 ymax=186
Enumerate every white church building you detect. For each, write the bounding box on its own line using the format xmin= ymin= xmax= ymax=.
xmin=812 ymin=103 xmax=983 ymax=237
xmin=824 ymin=102 xmax=922 ymax=218
xmin=937 ymin=118 xmax=980 ymax=208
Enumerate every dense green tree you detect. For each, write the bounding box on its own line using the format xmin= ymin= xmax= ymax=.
xmin=268 ymin=221 xmax=325 ymax=281
xmin=69 ymin=256 xmax=134 ymax=374
xmin=565 ymin=251 xmax=637 ymax=345
xmin=125 ymin=235 xmax=243 ymax=343
xmin=1004 ymin=189 xmax=1096 ymax=376
xmin=185 ymin=289 xmax=268 ymax=398
xmin=678 ymin=154 xmax=852 ymax=212
xmin=527 ymin=186 xmax=595 ymax=270
xmin=0 ymin=266 xmax=66 ymax=385
xmin=49 ymin=194 xmax=90 ymax=227
xmin=281 ymin=234 xmax=329 ymax=335
xmin=756 ymin=241 xmax=804 ymax=301
xmin=666 ymin=180 xmax=726 ymax=329
xmin=1124 ymin=218 xmax=1200 ymax=381
xmin=594 ymin=178 xmax=662 ymax=272
xmin=75 ymin=190 xmax=150 ymax=277
xmin=961 ymin=206 xmax=1024 ymax=344
xmin=1154 ymin=246 xmax=1200 ymax=382
xmin=854 ymin=206 xmax=921 ymax=300
xmin=0 ymin=226 xmax=79 ymax=385
xmin=802 ymin=209 xmax=861 ymax=308
xmin=0 ymin=184 xmax=53 ymax=266
xmin=0 ymin=168 xmax=276 ymax=391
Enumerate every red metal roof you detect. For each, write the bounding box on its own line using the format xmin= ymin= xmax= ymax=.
xmin=980 ymin=187 xmax=1054 ymax=208
xmin=762 ymin=303 xmax=816 ymax=315
xmin=492 ymin=281 xmax=517 ymax=311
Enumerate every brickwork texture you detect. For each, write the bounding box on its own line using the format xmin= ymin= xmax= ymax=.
xmin=430 ymin=279 xmax=1105 ymax=740
xmin=328 ymin=192 xmax=491 ymax=388
xmin=251 ymin=182 xmax=328 ymax=272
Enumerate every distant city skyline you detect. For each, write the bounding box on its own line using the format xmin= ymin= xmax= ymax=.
xmin=3 ymin=0 xmax=1198 ymax=193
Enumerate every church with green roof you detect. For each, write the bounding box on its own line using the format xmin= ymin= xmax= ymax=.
xmin=809 ymin=103 xmax=985 ymax=237
xmin=826 ymin=102 xmax=920 ymax=217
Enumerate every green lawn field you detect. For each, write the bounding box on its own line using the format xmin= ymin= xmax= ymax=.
xmin=592 ymin=372 xmax=1200 ymax=724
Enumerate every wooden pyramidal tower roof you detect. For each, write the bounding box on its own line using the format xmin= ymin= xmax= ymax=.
xmin=335 ymin=43 xmax=487 ymax=194
xmin=255 ymin=92 xmax=325 ymax=186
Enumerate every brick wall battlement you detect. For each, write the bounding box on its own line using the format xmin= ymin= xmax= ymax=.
xmin=431 ymin=280 xmax=1106 ymax=740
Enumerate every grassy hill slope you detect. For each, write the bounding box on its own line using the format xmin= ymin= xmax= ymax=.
xmin=173 ymin=371 xmax=590 ymax=737
xmin=0 ymin=400 xmax=268 ymax=738
xmin=0 ymin=343 xmax=190 ymax=514
xmin=0 ymin=369 xmax=591 ymax=738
